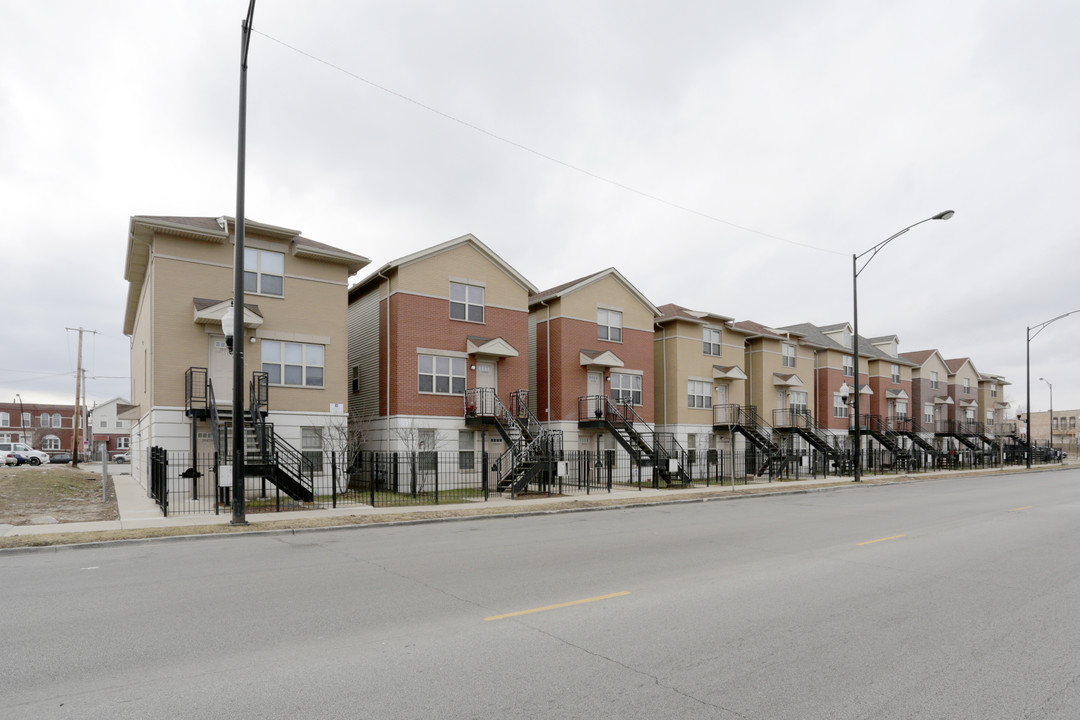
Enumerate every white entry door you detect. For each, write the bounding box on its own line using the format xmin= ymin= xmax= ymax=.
xmin=208 ymin=334 xmax=232 ymax=404
xmin=587 ymin=371 xmax=604 ymax=417
xmin=714 ymin=384 xmax=729 ymax=423
xmin=476 ymin=360 xmax=497 ymax=414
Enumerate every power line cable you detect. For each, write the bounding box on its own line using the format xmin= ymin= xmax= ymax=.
xmin=253 ymin=29 xmax=845 ymax=257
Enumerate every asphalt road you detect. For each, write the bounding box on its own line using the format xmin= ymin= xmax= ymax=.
xmin=3 ymin=469 xmax=1079 ymax=719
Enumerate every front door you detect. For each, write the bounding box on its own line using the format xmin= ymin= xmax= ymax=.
xmin=208 ymin=334 xmax=232 ymax=405
xmin=475 ymin=360 xmax=497 ymax=415
xmin=587 ymin=371 xmax=604 ymax=417
xmin=714 ymin=384 xmax=729 ymax=423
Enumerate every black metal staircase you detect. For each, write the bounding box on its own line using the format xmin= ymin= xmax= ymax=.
xmin=936 ymin=419 xmax=981 ymax=451
xmin=576 ymin=395 xmax=691 ymax=486
xmin=713 ymin=404 xmax=788 ymax=476
xmin=465 ymin=388 xmax=557 ymax=495
xmin=772 ymin=408 xmax=842 ymax=459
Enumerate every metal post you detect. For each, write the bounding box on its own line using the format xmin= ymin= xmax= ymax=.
xmin=852 ymin=252 xmax=861 ymax=482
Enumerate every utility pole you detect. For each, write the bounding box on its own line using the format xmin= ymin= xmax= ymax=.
xmin=66 ymin=327 xmax=100 ymax=468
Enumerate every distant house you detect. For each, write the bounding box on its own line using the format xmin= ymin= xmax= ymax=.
xmin=122 ymin=215 xmax=369 ymax=496
xmin=88 ymin=397 xmax=131 ymax=458
xmin=0 ymin=400 xmax=87 ymax=456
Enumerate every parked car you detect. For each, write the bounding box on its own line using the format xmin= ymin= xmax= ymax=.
xmin=1 ymin=450 xmax=17 ymax=466
xmin=49 ymin=452 xmax=74 ymax=464
xmin=9 ymin=452 xmax=30 ymax=466
xmin=114 ymin=452 xmax=131 ymax=463
xmin=0 ymin=442 xmax=50 ymax=466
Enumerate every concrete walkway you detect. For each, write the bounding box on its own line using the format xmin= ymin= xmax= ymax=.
xmin=2 ymin=461 xmax=1072 ymax=540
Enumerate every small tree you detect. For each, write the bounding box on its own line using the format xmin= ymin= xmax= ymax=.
xmin=394 ymin=421 xmax=443 ymax=495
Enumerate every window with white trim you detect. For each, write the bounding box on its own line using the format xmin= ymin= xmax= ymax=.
xmin=782 ymin=343 xmax=797 ymax=368
xmin=610 ymin=372 xmax=641 ymax=405
xmin=842 ymin=355 xmax=854 ymax=377
xmin=688 ymin=380 xmax=711 ymax=409
xmin=0 ymin=412 xmax=7 ymax=427
xmin=117 ymin=437 xmax=130 ymax=449
xmin=52 ymin=413 xmax=62 ymax=428
xmin=924 ymin=403 xmax=935 ymax=424
xmin=42 ymin=435 xmax=61 ymax=451
xmin=244 ymin=248 xmax=285 ymax=296
xmin=963 ymin=377 xmax=971 ymax=393
xmin=833 ymin=394 xmax=849 ymax=418
xmin=449 ymin=282 xmax=484 ymax=323
xmin=301 ymin=427 xmax=324 ymax=471
xmin=20 ymin=412 xmax=30 ymax=428
xmin=598 ymin=309 xmax=622 ymax=342
xmin=790 ymin=391 xmax=808 ymax=414
xmin=842 ymin=328 xmax=852 ymax=347
xmin=703 ymin=328 xmax=722 ymax=356
xmin=458 ymin=430 xmax=475 ymax=470
xmin=418 ymin=355 xmax=466 ymax=395
xmin=897 ymin=401 xmax=908 ymax=419
xmin=100 ymin=419 xmax=108 ymax=428
xmin=891 ymin=364 xmax=900 ymax=383
xmin=990 ymin=383 xmax=998 ymax=398
xmin=39 ymin=413 xmax=48 ymax=427
xmin=930 ymin=371 xmax=939 ymax=389
xmin=262 ymin=341 xmax=325 ymax=387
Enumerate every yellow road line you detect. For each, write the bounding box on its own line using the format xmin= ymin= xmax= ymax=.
xmin=485 ymin=592 xmax=631 ymax=621
xmin=857 ymin=534 xmax=907 ymax=546
xmin=1009 ymin=505 xmax=1033 ymax=512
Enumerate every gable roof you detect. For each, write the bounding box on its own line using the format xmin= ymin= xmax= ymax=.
xmin=349 ymin=233 xmax=537 ymax=300
xmin=944 ymin=357 xmax=980 ymax=377
xmin=529 ymin=267 xmax=660 ymax=317
xmin=900 ymin=348 xmax=949 ymax=369
xmin=781 ymin=322 xmax=917 ymax=364
xmin=654 ymin=303 xmax=734 ymax=327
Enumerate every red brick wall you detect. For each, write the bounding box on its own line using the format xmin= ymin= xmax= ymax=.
xmin=0 ymin=402 xmax=84 ymax=452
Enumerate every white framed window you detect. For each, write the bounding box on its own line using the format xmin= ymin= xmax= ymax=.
xmin=790 ymin=391 xmax=808 ymax=414
xmin=991 ymin=383 xmax=998 ymax=398
xmin=842 ymin=355 xmax=854 ymax=377
xmin=301 ymin=427 xmax=324 ymax=471
xmin=0 ymin=412 xmax=7 ymax=427
xmin=896 ymin=401 xmax=908 ymax=418
xmin=116 ymin=420 xmax=124 ymax=428
xmin=418 ymin=428 xmax=437 ymax=471
xmin=833 ymin=394 xmax=849 ymax=418
xmin=418 ymin=355 xmax=466 ymax=395
xmin=598 ymin=309 xmax=622 ymax=342
xmin=610 ymin=372 xmax=641 ymax=405
xmin=963 ymin=377 xmax=971 ymax=393
xmin=449 ymin=282 xmax=484 ymax=323
xmin=117 ymin=436 xmax=130 ymax=449
xmin=703 ymin=328 xmax=722 ymax=356
xmin=39 ymin=413 xmax=49 ymax=427
xmin=100 ymin=419 xmax=108 ymax=428
xmin=52 ymin=413 xmax=62 ymax=428
xmin=244 ymin=248 xmax=285 ymax=296
xmin=924 ymin=404 xmax=935 ymax=424
xmin=930 ymin=371 xmax=939 ymax=389
xmin=20 ymin=412 xmax=30 ymax=428
xmin=458 ymin=430 xmax=475 ymax=470
xmin=262 ymin=341 xmax=324 ymax=387
xmin=891 ymin=364 xmax=900 ymax=383
xmin=842 ymin=328 xmax=852 ymax=348
xmin=1053 ymin=417 xmax=1059 ymax=430
xmin=42 ymin=435 xmax=61 ymax=451
xmin=688 ymin=380 xmax=711 ymax=409
xmin=782 ymin=343 xmax=797 ymax=368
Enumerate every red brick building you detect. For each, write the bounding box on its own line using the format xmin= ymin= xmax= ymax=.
xmin=0 ymin=400 xmax=89 ymax=457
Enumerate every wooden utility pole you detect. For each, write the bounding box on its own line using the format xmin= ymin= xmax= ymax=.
xmin=66 ymin=327 xmax=99 ymax=468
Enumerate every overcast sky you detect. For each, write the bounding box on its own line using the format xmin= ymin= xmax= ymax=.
xmin=2 ymin=0 xmax=1077 ymax=417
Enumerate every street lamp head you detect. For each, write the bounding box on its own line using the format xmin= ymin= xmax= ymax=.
xmin=933 ymin=210 xmax=955 ymax=221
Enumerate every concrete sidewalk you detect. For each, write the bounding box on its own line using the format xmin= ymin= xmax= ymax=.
xmin=2 ymin=461 xmax=1071 ymax=540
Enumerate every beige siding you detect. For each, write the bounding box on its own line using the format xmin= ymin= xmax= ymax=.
xmin=556 ymin=275 xmax=654 ymax=332
xmin=394 ymin=243 xmax=529 ymax=310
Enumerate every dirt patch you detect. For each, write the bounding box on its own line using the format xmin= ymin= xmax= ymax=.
xmin=0 ymin=465 xmax=118 ymax=525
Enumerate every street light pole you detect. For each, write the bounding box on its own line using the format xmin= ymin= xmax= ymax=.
xmin=852 ymin=210 xmax=954 ymax=482
xmin=14 ymin=394 xmax=24 ymax=440
xmin=230 ymin=0 xmax=257 ymax=525
xmin=1040 ymin=377 xmax=1053 ymax=459
xmin=1025 ymin=311 xmax=1079 ymax=469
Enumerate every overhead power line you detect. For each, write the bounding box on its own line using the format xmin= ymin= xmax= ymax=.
xmin=253 ymin=29 xmax=844 ymax=257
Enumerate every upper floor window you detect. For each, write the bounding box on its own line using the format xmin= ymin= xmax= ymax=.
xmin=1053 ymin=417 xmax=1059 ymax=430
xmin=418 ymin=354 xmax=465 ymax=395
xmin=790 ymin=390 xmax=808 ymax=414
xmin=842 ymin=328 xmax=852 ymax=348
xmin=100 ymin=419 xmax=108 ymax=428
xmin=842 ymin=355 xmax=854 ymax=377
xmin=21 ymin=412 xmax=30 ymax=428
xmin=703 ymin=328 xmax=722 ymax=356
xmin=688 ymin=380 xmax=711 ymax=409
xmin=833 ymin=394 xmax=849 ymax=418
xmin=891 ymin=364 xmax=900 ymax=383
xmin=117 ymin=436 xmax=130 ymax=449
xmin=52 ymin=413 xmax=62 ymax=428
xmin=963 ymin=378 xmax=971 ymax=393
xmin=924 ymin=403 xmax=935 ymax=424
xmin=1071 ymin=417 xmax=1077 ymax=428
xmin=244 ymin=248 xmax=285 ymax=296
xmin=116 ymin=420 xmax=124 ymax=428
xmin=610 ymin=372 xmax=641 ymax=405
xmin=350 ymin=365 xmax=360 ymax=394
xmin=39 ymin=413 xmax=49 ymax=427
xmin=0 ymin=412 xmax=8 ymax=427
xmin=598 ymin=309 xmax=622 ymax=342
xmin=449 ymin=282 xmax=484 ymax=323
xmin=991 ymin=383 xmax=998 ymax=398
xmin=930 ymin=371 xmax=939 ymax=389
xmin=782 ymin=343 xmax=796 ymax=368
xmin=262 ymin=341 xmax=324 ymax=387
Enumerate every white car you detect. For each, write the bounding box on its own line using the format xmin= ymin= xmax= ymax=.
xmin=114 ymin=452 xmax=131 ymax=463
xmin=0 ymin=450 xmax=17 ymax=466
xmin=0 ymin=443 xmax=50 ymax=466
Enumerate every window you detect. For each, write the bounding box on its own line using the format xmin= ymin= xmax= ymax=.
xmin=790 ymin=391 xmax=808 ymax=415
xmin=833 ymin=394 xmax=849 ymax=418
xmin=39 ymin=413 xmax=49 ymax=427
xmin=891 ymin=364 xmax=900 ymax=383
xmin=610 ymin=372 xmax=641 ymax=405
xmin=244 ymin=248 xmax=285 ymax=296
xmin=896 ymin=401 xmax=908 ymax=419
xmin=458 ymin=430 xmax=475 ymax=470
xmin=418 ymin=428 xmax=437 ymax=471
xmin=100 ymin=419 xmax=108 ymax=428
xmin=991 ymin=383 xmax=998 ymax=398
xmin=930 ymin=371 xmax=939 ymax=389
xmin=20 ymin=412 xmax=30 ymax=428
xmin=350 ymin=365 xmax=360 ymax=394
xmin=449 ymin=282 xmax=484 ymax=323
xmin=703 ymin=328 xmax=722 ymax=356
xmin=301 ymin=427 xmax=323 ymax=472
xmin=1070 ymin=417 xmax=1076 ymax=429
xmin=42 ymin=436 xmax=61 ymax=450
xmin=842 ymin=328 xmax=852 ymax=347
xmin=0 ymin=412 xmax=7 ymax=427
xmin=688 ymin=380 xmax=711 ymax=409
xmin=598 ymin=309 xmax=622 ymax=342
xmin=924 ymin=404 xmax=935 ymax=424
xmin=418 ymin=355 xmax=466 ymax=395
xmin=117 ymin=437 xmax=130 ymax=450
xmin=782 ymin=343 xmax=797 ymax=368
xmin=116 ymin=420 xmax=124 ymax=428
xmin=52 ymin=413 xmax=62 ymax=428
xmin=842 ymin=355 xmax=854 ymax=377
xmin=1053 ymin=417 xmax=1059 ymax=430
xmin=262 ymin=341 xmax=324 ymax=387
xmin=963 ymin=378 xmax=971 ymax=393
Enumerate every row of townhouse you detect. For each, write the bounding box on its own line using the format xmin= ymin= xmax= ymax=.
xmin=121 ymin=216 xmax=1013 ymax=497
xmin=0 ymin=401 xmax=88 ymax=454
